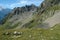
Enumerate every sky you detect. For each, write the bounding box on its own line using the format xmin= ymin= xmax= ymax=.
xmin=0 ymin=0 xmax=44 ymax=9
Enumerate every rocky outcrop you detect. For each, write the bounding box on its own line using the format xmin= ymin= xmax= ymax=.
xmin=1 ymin=0 xmax=60 ymax=29
xmin=1 ymin=4 xmax=38 ymax=29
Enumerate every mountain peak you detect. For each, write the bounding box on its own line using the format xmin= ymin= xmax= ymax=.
xmin=0 ymin=6 xmax=6 ymax=11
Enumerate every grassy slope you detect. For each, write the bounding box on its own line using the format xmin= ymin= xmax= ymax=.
xmin=0 ymin=24 xmax=60 ymax=40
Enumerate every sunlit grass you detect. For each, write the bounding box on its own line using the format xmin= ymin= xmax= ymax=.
xmin=0 ymin=24 xmax=60 ymax=40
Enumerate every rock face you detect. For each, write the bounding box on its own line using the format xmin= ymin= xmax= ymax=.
xmin=44 ymin=10 xmax=60 ymax=27
xmin=1 ymin=0 xmax=60 ymax=29
xmin=2 ymin=4 xmax=38 ymax=29
xmin=34 ymin=0 xmax=60 ymax=28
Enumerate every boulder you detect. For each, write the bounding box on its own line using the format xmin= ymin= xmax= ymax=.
xmin=3 ymin=32 xmax=10 ymax=35
xmin=13 ymin=31 xmax=22 ymax=35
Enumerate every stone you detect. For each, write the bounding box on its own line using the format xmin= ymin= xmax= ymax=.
xmin=3 ymin=32 xmax=10 ymax=35
xmin=13 ymin=31 xmax=22 ymax=35
xmin=50 ymin=29 xmax=53 ymax=30
xmin=29 ymin=35 xmax=32 ymax=38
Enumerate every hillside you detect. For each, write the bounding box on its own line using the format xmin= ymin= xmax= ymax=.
xmin=0 ymin=24 xmax=60 ymax=40
xmin=1 ymin=4 xmax=38 ymax=29
xmin=0 ymin=0 xmax=60 ymax=40
xmin=44 ymin=10 xmax=60 ymax=27
xmin=0 ymin=0 xmax=60 ymax=29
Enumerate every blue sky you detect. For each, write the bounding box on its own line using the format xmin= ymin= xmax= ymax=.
xmin=0 ymin=0 xmax=44 ymax=9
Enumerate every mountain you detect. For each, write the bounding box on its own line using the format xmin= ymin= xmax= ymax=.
xmin=1 ymin=0 xmax=60 ymax=29
xmin=0 ymin=0 xmax=60 ymax=40
xmin=0 ymin=6 xmax=4 ymax=11
xmin=33 ymin=0 xmax=60 ymax=29
xmin=1 ymin=4 xmax=38 ymax=29
xmin=0 ymin=7 xmax=11 ymax=19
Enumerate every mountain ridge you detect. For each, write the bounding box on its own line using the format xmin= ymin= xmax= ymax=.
xmin=0 ymin=0 xmax=60 ymax=29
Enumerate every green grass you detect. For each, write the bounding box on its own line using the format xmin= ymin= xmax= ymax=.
xmin=0 ymin=24 xmax=60 ymax=40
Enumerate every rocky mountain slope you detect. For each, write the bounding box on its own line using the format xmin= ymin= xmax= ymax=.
xmin=1 ymin=4 xmax=38 ymax=29
xmin=33 ymin=0 xmax=60 ymax=29
xmin=0 ymin=0 xmax=60 ymax=40
xmin=1 ymin=0 xmax=60 ymax=29
xmin=43 ymin=10 xmax=60 ymax=27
